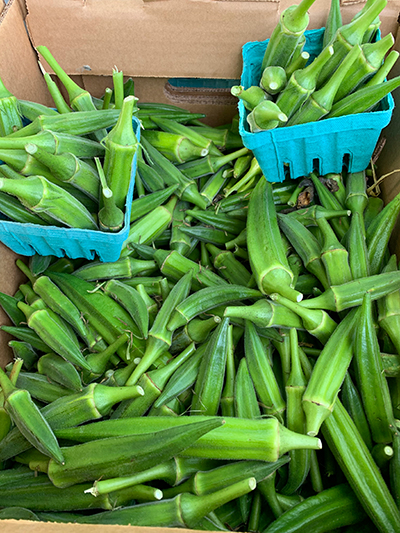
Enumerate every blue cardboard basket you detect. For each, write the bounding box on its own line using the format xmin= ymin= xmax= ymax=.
xmin=0 ymin=117 xmax=140 ymax=262
xmin=239 ymin=28 xmax=395 ymax=182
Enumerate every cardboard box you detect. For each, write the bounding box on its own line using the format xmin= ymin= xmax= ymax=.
xmin=1 ymin=0 xmax=400 ymax=530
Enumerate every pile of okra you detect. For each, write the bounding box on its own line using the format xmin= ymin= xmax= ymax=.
xmin=1 ymin=88 xmax=400 ymax=533
xmin=2 ymin=4 xmax=400 ymax=533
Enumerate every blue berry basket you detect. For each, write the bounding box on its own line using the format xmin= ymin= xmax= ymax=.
xmin=0 ymin=116 xmax=140 ymax=262
xmin=239 ymin=28 xmax=395 ymax=182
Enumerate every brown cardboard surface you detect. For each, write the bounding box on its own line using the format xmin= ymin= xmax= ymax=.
xmin=0 ymin=0 xmax=52 ymax=104
xmin=25 ymin=0 xmax=400 ymax=80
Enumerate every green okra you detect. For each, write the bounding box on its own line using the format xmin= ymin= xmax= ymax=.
xmin=248 ymin=177 xmax=302 ymax=302
xmin=43 ymin=72 xmax=71 ymax=114
xmin=0 ymin=76 xmax=23 ymax=136
xmin=170 ymin=316 xmax=220 ymax=354
xmin=46 ymin=271 xmax=142 ymax=361
xmin=131 ymin=185 xmax=178 ymax=222
xmin=260 ymin=66 xmax=287 ymax=96
xmin=287 ymin=44 xmax=362 ymax=126
xmin=0 ymin=507 xmax=40 ymax=521
xmin=348 ymin=212 xmax=370 ymax=280
xmin=166 ymin=456 xmax=290 ymax=500
xmin=14 ymin=372 xmax=74 ymax=403
xmin=0 ymin=290 xmax=26 ymax=326
xmin=390 ymin=429 xmax=400 ymax=512
xmin=286 ymin=205 xmax=351 ymax=227
xmin=270 ymin=292 xmax=336 ymax=345
xmin=281 ymin=328 xmax=310 ymax=496
xmin=0 ymin=363 xmax=64 ymax=465
xmin=18 ymin=99 xmax=59 ymax=121
xmin=137 ymin=150 xmax=165 ymax=192
xmin=247 ymin=490 xmax=263 ymax=533
xmin=56 ymin=415 xmax=321 ymax=462
xmin=103 ymin=279 xmax=149 ymax=339
xmin=200 ymin=166 xmax=230 ymax=206
xmin=317 ymin=0 xmax=387 ymax=87
xmin=233 ymin=154 xmax=253 ymax=180
xmin=149 ymin=116 xmax=223 ymax=157
xmin=334 ymin=33 xmax=395 ymax=103
xmin=231 ymin=85 xmax=270 ymax=111
xmin=73 ymin=257 xmax=156 ymax=282
xmin=121 ymin=195 xmax=178 ymax=256
xmin=17 ymin=301 xmax=91 ymax=371
xmin=170 ymin=200 xmax=192 ymax=256
xmin=246 ymin=100 xmax=288 ymax=132
xmin=345 ymin=170 xmax=368 ymax=221
xmin=154 ymin=249 xmax=227 ymax=290
xmin=37 ymin=46 xmax=108 ymax=143
xmin=354 ymin=292 xmax=395 ymax=444
xmin=224 ymin=298 xmax=303 ymax=330
xmin=8 ymin=341 xmax=39 ymax=371
xmin=244 ymin=320 xmax=285 ymax=422
xmin=263 ymin=483 xmax=365 ymax=533
xmin=101 ymin=96 xmax=138 ymax=211
xmin=0 ymin=176 xmax=98 ymax=230
xmin=191 ymin=318 xmax=230 ymax=416
xmin=83 ymin=334 xmax=130 ymax=383
xmin=112 ymin=68 xmax=124 ymax=110
xmin=143 ymin=129 xmax=208 ymax=164
xmin=366 ymin=188 xmax=400 ymax=275
xmin=114 ymin=343 xmax=196 ymax=418
xmin=261 ymin=0 xmax=318 ymax=70
xmin=25 ymin=143 xmax=100 ymax=203
xmin=224 ymin=158 xmax=262 ymax=198
xmin=141 ymin=136 xmax=208 ymax=209
xmin=300 ymin=270 xmax=400 ymax=312
xmin=377 ymin=255 xmax=400 ymax=355
xmin=327 ymin=74 xmax=400 ymax=119
xmin=207 ymin=244 xmax=253 ymax=287
xmin=364 ymin=49 xmax=399 ymax=88
xmin=322 ymin=398 xmax=400 ymax=533
xmin=154 ymin=343 xmax=207 ymax=409
xmin=185 ymin=209 xmax=246 ymax=235
xmin=47 ymin=418 xmax=224 ymax=488
xmin=1 ymin=325 xmax=52 ymax=352
xmin=179 ymin=225 xmax=236 ymax=246
xmin=318 ymin=216 xmax=353 ymax=286
xmin=371 ymin=443 xmax=394 ymax=471
xmin=277 ymin=45 xmax=334 ymax=120
xmin=76 ymin=477 xmax=257 ymax=528
xmin=125 ymin=269 xmax=193 ymax=386
xmin=220 ymin=325 xmax=236 ymax=418
xmin=341 ymin=373 xmax=373 ymax=451
xmin=322 ymin=0 xmax=342 ymax=47
xmin=234 ymin=357 xmax=262 ymax=420
xmin=302 ymin=307 xmax=359 ymax=436
xmin=167 ymin=285 xmax=262 ymax=332
xmin=176 ymin=147 xmax=250 ymax=180
xmin=186 ymin=125 xmax=243 ymax=151
xmin=37 ymin=353 xmax=83 ymax=392
xmin=12 ymin=108 xmax=120 ymax=138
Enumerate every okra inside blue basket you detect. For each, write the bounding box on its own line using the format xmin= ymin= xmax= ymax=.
xmin=238 ymin=28 xmax=394 ymax=182
xmin=0 ymin=117 xmax=140 ymax=263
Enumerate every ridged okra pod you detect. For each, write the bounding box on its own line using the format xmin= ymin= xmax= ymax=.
xmin=55 ymin=415 xmax=322 ymax=463
xmin=263 ymin=483 xmax=366 ymax=533
xmin=317 ymin=0 xmax=387 ymax=87
xmin=142 ymin=129 xmax=208 ymax=164
xmin=77 ymin=478 xmax=257 ymax=528
xmin=102 ymin=96 xmax=138 ymax=210
xmin=317 ymin=216 xmax=353 ymax=286
xmin=0 ymin=76 xmax=23 ymax=136
xmin=0 ymin=363 xmax=64 ymax=464
xmin=377 ymin=255 xmax=400 ymax=355
xmin=354 ymin=293 xmax=395 ymax=444
xmin=0 ymin=176 xmax=98 ymax=230
xmin=261 ymin=0 xmax=318 ymax=70
xmin=37 ymin=353 xmax=83 ymax=393
xmin=126 ymin=270 xmax=193 ymax=385
xmin=302 ymin=307 xmax=359 ymax=436
xmin=47 ymin=418 xmax=224 ymax=488
xmin=36 ymin=46 xmax=108 ymax=143
xmin=247 ymin=177 xmax=302 ymax=302
xmin=322 ymin=0 xmax=342 ymax=47
xmin=167 ymin=285 xmax=262 ymax=332
xmin=191 ymin=318 xmax=230 ymax=416
xmin=322 ymin=398 xmax=400 ymax=533
xmin=300 ymin=270 xmax=400 ymax=312
xmin=281 ymin=328 xmax=310 ymax=495
xmin=270 ymin=292 xmax=336 ymax=345
xmin=244 ymin=320 xmax=285 ymax=422
xmin=224 ymin=298 xmax=303 ymax=330
xmin=246 ymin=101 xmax=287 ymax=132
xmin=207 ymin=244 xmax=253 ymax=287
xmin=341 ymin=372 xmax=373 ymax=451
xmin=231 ymin=85 xmax=270 ymax=111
